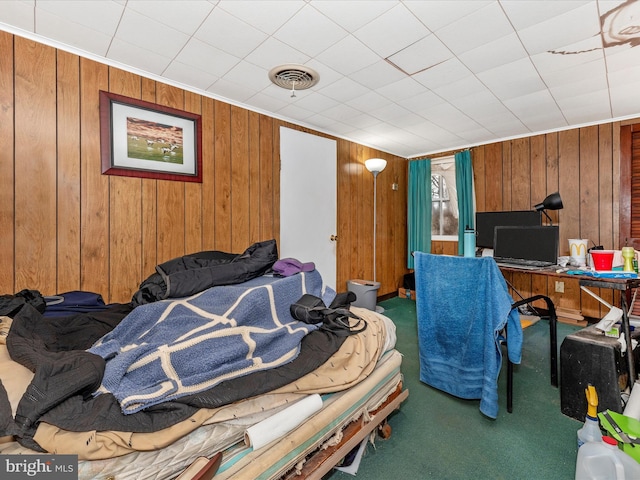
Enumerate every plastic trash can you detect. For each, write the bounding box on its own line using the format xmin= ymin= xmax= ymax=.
xmin=347 ymin=279 xmax=380 ymax=311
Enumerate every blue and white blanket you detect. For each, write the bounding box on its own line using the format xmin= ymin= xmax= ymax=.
xmin=89 ymin=270 xmax=335 ymax=414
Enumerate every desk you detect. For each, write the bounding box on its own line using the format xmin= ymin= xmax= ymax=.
xmin=499 ymin=265 xmax=640 ymax=388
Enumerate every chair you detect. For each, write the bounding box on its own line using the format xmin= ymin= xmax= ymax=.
xmin=413 ymin=252 xmax=557 ymax=418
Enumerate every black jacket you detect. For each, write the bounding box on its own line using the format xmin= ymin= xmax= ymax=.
xmin=132 ymin=239 xmax=278 ymax=305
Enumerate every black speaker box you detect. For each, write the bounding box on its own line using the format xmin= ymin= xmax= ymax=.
xmin=560 ymin=326 xmax=627 ymax=422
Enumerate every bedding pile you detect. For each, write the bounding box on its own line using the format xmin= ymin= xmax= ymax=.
xmin=0 ymin=240 xmax=347 ymax=450
xmin=0 ymin=239 xmax=402 ymax=479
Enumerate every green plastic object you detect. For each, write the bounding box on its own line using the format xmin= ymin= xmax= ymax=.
xmin=598 ymin=410 xmax=640 ymax=464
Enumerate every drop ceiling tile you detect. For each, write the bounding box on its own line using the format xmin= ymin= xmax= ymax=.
xmin=458 ymin=33 xmax=529 ymax=74
xmin=606 ymin=44 xmax=640 ymax=73
xmin=317 ymin=76 xmax=369 ymax=103
xmin=0 ymin=1 xmax=35 ymax=32
xmin=530 ymin=42 xmax=604 ymax=77
xmin=273 ymin=4 xmax=348 ymax=57
xmin=388 ymin=112 xmax=429 ymax=129
xmin=244 ymin=37 xmax=310 ymax=70
xmin=207 ymin=77 xmax=257 ymax=103
xmin=245 ymin=91 xmax=291 ymax=113
xmin=221 ymin=60 xmax=273 ymax=93
xmin=477 ymin=57 xmax=546 ymax=101
xmin=517 ymin=2 xmax=601 ymax=56
xmin=346 ymin=91 xmax=394 ymax=111
xmin=387 ymin=34 xmax=452 ymax=75
xmin=555 ymin=89 xmax=611 ymax=117
xmin=275 ymin=102 xmax=316 ymax=121
xmin=450 ymin=91 xmax=510 ymax=119
xmin=304 ymin=59 xmax=343 ymax=88
xmin=479 ymin=112 xmax=527 ymax=136
xmin=194 ymin=7 xmax=268 ymax=58
xmin=376 ymin=77 xmax=426 ymax=102
xmin=354 ymin=3 xmax=430 ymax=58
xmin=412 ymin=57 xmax=470 ymax=90
xmin=349 ymin=60 xmax=406 ymax=90
xmin=108 ymin=37 xmax=173 ymax=75
xmin=321 ymin=103 xmax=363 ymax=122
xmin=548 ymin=75 xmax=608 ymax=101
xmin=290 ymin=92 xmax=340 ymax=114
xmin=459 ymin=126 xmax=495 ymax=144
xmin=500 ymin=0 xmax=597 ymax=31
xmin=433 ymin=75 xmax=487 ymax=103
xmin=435 ymin=2 xmax=514 ymax=56
xmin=173 ymin=37 xmax=241 ymax=78
xmin=397 ymin=90 xmax=446 ymax=113
xmin=404 ymin=0 xmax=492 ymax=32
xmin=117 ymin=9 xmax=190 ymax=59
xmin=163 ymin=60 xmax=219 ymax=91
xmin=311 ymin=0 xmax=396 ymax=32
xmin=315 ymin=35 xmax=379 ymax=76
xmin=503 ymin=89 xmax=562 ymax=119
xmin=35 ymin=10 xmax=113 ymax=56
xmin=126 ymin=1 xmax=214 ymax=35
xmin=608 ymin=63 xmax=640 ymax=89
xmin=218 ymin=0 xmax=304 ymax=35
xmin=420 ymin=103 xmax=479 ymax=131
xmin=369 ymin=103 xmax=413 ymax=122
xmin=610 ymin=82 xmax=640 ymax=117
xmin=36 ymin=0 xmax=123 ymax=36
xmin=348 ymin=113 xmax=384 ymax=129
xmin=521 ymin=110 xmax=568 ymax=133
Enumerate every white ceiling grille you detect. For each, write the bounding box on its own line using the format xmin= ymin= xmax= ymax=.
xmin=269 ymin=64 xmax=319 ymax=97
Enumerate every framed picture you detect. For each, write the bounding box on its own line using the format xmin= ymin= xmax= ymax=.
xmin=100 ymin=91 xmax=202 ymax=182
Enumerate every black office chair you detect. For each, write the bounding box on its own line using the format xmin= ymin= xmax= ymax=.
xmin=505 ymin=294 xmax=557 ymax=412
xmin=414 ymin=252 xmax=558 ymax=417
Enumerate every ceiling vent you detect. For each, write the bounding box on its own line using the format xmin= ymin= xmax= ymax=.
xmin=268 ymin=64 xmax=319 ymax=97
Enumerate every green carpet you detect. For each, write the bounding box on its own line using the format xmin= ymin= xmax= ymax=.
xmin=325 ymin=297 xmax=584 ymax=480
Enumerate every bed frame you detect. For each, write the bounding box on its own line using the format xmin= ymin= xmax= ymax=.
xmin=179 ymin=384 xmax=408 ymax=480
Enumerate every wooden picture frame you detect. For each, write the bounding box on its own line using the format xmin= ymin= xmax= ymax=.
xmin=100 ymin=91 xmax=202 ymax=182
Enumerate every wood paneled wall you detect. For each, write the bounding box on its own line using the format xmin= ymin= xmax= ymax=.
xmin=433 ymin=124 xmax=627 ymax=319
xmin=0 ymin=32 xmax=408 ymax=304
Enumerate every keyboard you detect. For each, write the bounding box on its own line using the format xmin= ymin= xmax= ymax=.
xmin=493 ymin=257 xmax=555 ymax=270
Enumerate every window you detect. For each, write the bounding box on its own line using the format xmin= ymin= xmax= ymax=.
xmin=431 ymin=156 xmax=458 ymax=240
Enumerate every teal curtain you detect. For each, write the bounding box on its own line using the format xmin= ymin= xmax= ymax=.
xmin=407 ymin=159 xmax=431 ymax=269
xmin=455 ymin=150 xmax=474 ymax=256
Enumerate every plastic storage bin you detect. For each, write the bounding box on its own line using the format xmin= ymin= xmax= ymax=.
xmin=347 ymin=279 xmax=380 ymax=311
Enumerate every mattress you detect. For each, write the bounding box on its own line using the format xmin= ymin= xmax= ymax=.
xmin=0 ymin=307 xmax=404 ymax=480
xmin=215 ymin=348 xmax=404 ymax=480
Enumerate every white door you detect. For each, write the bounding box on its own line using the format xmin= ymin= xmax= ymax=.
xmin=280 ymin=127 xmax=337 ymax=289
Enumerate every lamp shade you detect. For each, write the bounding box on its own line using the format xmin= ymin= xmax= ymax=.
xmin=365 ymin=158 xmax=387 ymax=175
xmin=534 ymin=192 xmax=563 ymax=211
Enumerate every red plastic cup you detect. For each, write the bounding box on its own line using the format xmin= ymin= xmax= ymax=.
xmin=590 ymin=250 xmax=615 ymax=271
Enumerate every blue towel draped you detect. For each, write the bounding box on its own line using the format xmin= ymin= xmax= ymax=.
xmin=89 ymin=271 xmax=335 ymax=414
xmin=414 ymin=253 xmax=522 ymax=418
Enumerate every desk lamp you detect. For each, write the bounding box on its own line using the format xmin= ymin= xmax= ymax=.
xmin=534 ymin=192 xmax=563 ymax=224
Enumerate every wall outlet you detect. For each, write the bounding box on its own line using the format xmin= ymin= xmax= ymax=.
xmin=555 ymin=281 xmax=565 ymax=293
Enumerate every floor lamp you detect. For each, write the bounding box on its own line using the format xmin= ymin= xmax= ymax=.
xmin=365 ymin=158 xmax=387 ymax=313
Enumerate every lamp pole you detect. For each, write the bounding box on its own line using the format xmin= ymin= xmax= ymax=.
xmin=372 ymin=171 xmax=379 ymax=282
xmin=364 ymin=158 xmax=387 ymax=313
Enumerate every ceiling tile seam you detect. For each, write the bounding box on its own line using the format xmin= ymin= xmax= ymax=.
xmin=157 ymin=2 xmax=220 ymax=78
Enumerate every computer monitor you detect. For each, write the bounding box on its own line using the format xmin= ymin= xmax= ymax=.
xmin=475 ymin=210 xmax=542 ymax=248
xmin=493 ymin=225 xmax=559 ymax=264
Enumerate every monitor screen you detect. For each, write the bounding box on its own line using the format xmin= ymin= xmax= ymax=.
xmin=475 ymin=210 xmax=542 ymax=248
xmin=493 ymin=225 xmax=559 ymax=264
